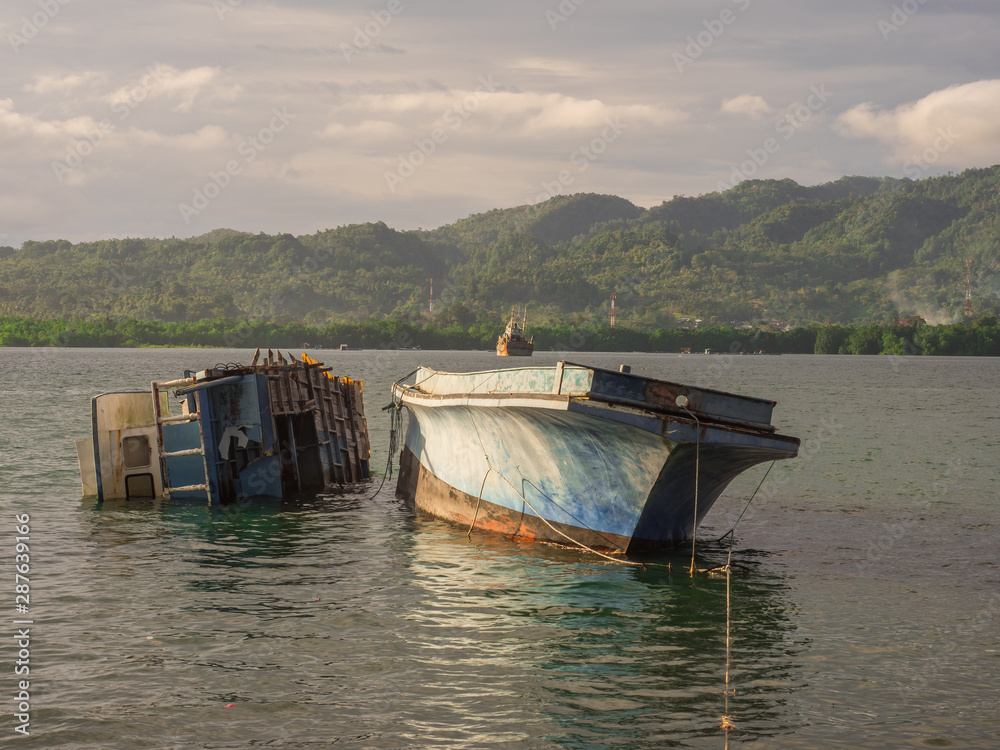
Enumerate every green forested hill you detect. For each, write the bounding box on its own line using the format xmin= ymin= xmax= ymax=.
xmin=2 ymin=166 xmax=998 ymax=327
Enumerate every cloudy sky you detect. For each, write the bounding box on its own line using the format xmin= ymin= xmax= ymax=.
xmin=1 ymin=0 xmax=998 ymax=246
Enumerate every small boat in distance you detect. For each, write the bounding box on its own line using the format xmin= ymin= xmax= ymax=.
xmin=393 ymin=361 xmax=799 ymax=553
xmin=496 ymin=306 xmax=533 ymax=356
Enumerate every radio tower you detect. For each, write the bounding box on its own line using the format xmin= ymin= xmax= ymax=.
xmin=429 ymin=278 xmax=434 ymax=316
xmin=610 ymin=291 xmax=616 ymax=328
xmin=964 ymin=259 xmax=972 ymax=316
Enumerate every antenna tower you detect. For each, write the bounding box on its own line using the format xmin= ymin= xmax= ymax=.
xmin=964 ymin=259 xmax=972 ymax=316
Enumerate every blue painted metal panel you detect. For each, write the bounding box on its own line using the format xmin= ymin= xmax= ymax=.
xmin=237 ymin=455 xmax=282 ymax=498
xmin=162 ymin=420 xmax=206 ymax=499
xmin=196 ymin=389 xmax=223 ymax=505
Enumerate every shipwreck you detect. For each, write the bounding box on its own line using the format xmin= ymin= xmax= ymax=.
xmin=76 ymin=350 xmax=370 ymax=503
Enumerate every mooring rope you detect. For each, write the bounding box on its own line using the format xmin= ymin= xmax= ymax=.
xmin=720 ymin=543 xmax=736 ymax=735
xmin=367 ymin=369 xmax=437 ymax=502
xmin=714 ymin=460 xmax=781 ymax=737
xmin=490 ymin=468 xmax=648 ymax=567
xmin=464 ymin=405 xmax=658 ymax=568
xmin=468 ymin=467 xmax=491 ymax=540
xmin=365 ymin=400 xmax=402 ymax=501
xmin=715 ymin=460 xmax=776 ymax=543
xmin=679 ymin=405 xmax=702 ymax=576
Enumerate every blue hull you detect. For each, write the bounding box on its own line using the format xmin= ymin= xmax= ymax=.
xmin=393 ymin=363 xmax=799 ymax=552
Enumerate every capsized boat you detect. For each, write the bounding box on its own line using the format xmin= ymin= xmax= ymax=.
xmin=496 ymin=306 xmax=533 ymax=356
xmin=393 ymin=361 xmax=799 ymax=552
xmin=76 ymin=350 xmax=370 ymax=503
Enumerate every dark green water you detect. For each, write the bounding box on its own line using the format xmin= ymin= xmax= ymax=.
xmin=1 ymin=348 xmax=997 ymax=748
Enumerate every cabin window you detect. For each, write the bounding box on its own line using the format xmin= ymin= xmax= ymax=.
xmin=122 ymin=435 xmax=151 ymax=469
xmin=125 ymin=473 xmax=155 ymax=499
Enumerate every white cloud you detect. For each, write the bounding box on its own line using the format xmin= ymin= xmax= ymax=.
xmin=105 ymin=64 xmax=242 ymax=113
xmin=127 ymin=125 xmax=232 ymax=152
xmin=24 ymin=72 xmax=107 ymax=95
xmin=320 ymin=119 xmax=407 ymax=141
xmin=2 ymin=1 xmax=1000 ymax=244
xmin=509 ymin=58 xmax=591 ymax=77
xmin=721 ymin=94 xmax=772 ymax=119
xmin=0 ymin=98 xmax=107 ymax=143
xmin=342 ymin=88 xmax=682 ymax=136
xmin=836 ymin=79 xmax=1000 ymax=165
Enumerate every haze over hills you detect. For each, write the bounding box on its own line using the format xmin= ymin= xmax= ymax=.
xmin=1 ymin=166 xmax=998 ymax=328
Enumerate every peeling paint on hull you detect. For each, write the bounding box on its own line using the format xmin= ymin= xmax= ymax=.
xmin=397 ymin=446 xmax=632 ymax=551
xmin=393 ymin=362 xmax=800 ymax=553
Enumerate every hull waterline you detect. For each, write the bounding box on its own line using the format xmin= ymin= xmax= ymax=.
xmin=393 ymin=363 xmax=799 ymax=553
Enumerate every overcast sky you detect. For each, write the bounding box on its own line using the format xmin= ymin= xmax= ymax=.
xmin=1 ymin=0 xmax=998 ymax=245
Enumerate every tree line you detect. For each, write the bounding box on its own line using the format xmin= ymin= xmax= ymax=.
xmin=2 ymin=315 xmax=998 ymax=356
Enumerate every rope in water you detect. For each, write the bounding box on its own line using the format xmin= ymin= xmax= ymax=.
xmin=366 ymin=398 xmax=402 ymax=501
xmin=366 ymin=368 xmax=426 ymax=502
xmin=720 ymin=544 xmax=736 ymax=734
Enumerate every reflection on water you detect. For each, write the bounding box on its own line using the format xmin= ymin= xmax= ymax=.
xmin=7 ymin=349 xmax=997 ymax=748
xmin=63 ymin=494 xmax=805 ymax=749
xmin=401 ymin=518 xmax=805 ymax=748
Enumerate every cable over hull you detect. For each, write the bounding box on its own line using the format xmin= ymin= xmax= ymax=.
xmin=392 ymin=363 xmax=798 ymax=553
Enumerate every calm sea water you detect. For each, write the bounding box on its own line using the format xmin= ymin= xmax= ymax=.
xmin=0 ymin=347 xmax=997 ymax=749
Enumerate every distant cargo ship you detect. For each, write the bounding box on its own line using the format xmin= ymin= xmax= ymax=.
xmin=496 ymin=307 xmax=533 ymax=356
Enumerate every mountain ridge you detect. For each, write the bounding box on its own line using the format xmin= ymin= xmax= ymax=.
xmin=2 ymin=166 xmax=998 ymax=326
